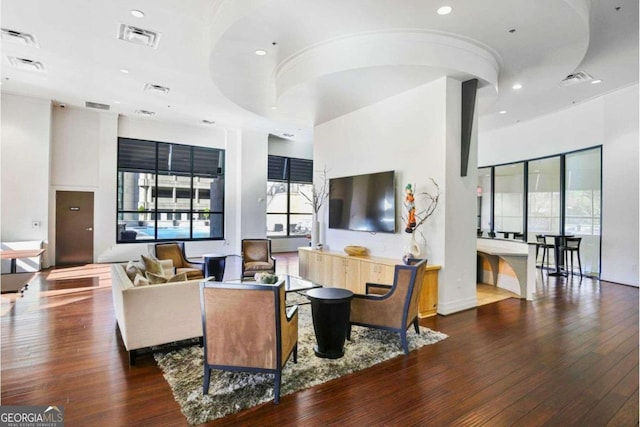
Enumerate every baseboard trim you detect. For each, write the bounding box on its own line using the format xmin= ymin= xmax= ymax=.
xmin=437 ymin=296 xmax=478 ymax=315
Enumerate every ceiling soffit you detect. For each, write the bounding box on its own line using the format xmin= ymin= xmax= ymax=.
xmin=274 ymin=29 xmax=501 ymax=102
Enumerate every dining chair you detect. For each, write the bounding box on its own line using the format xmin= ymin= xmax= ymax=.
xmin=560 ymin=237 xmax=583 ymax=276
xmin=535 ymin=235 xmax=554 ymax=269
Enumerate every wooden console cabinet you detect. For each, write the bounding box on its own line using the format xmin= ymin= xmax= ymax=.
xmin=298 ymin=248 xmax=440 ymax=318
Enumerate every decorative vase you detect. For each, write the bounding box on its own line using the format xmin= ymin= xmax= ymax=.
xmin=403 ymin=232 xmax=422 ymax=264
xmin=311 ymin=217 xmax=320 ymax=248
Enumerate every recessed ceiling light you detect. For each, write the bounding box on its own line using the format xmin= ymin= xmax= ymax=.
xmin=591 ymin=79 xmax=602 ymax=84
xmin=512 ymin=83 xmax=523 ymax=90
xmin=120 ymin=68 xmax=129 ymax=74
xmin=499 ymin=110 xmax=507 ymax=114
xmin=271 ymin=106 xmax=277 ymax=110
xmin=131 ymin=9 xmax=145 ymax=18
xmin=113 ymin=100 xmax=121 ymax=104
xmin=255 ymin=49 xmax=267 ymax=56
xmin=437 ymin=6 xmax=452 ymax=15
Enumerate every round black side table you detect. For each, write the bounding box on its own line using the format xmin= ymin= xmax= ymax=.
xmin=306 ymin=287 xmax=354 ymax=359
xmin=203 ymin=254 xmax=227 ymax=281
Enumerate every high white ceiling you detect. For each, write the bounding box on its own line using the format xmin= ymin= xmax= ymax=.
xmin=1 ymin=0 xmax=637 ymax=143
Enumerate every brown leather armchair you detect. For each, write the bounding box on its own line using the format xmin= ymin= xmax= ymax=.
xmin=349 ymin=258 xmax=427 ymax=354
xmin=200 ymin=279 xmax=298 ymax=404
xmin=152 ymin=242 xmax=204 ymax=280
xmin=241 ymin=239 xmax=276 ymax=279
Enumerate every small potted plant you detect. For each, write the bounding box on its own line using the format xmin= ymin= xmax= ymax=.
xmin=254 ymin=272 xmax=278 ymax=284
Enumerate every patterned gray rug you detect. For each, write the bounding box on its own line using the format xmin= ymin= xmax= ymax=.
xmin=154 ymin=304 xmax=447 ymax=425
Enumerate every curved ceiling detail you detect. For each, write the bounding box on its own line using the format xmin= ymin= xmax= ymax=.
xmin=206 ymin=0 xmax=595 ymax=132
xmin=274 ymin=29 xmax=501 ymax=102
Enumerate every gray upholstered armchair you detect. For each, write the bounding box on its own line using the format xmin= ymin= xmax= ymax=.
xmin=200 ymin=279 xmax=298 ymax=404
xmin=348 ymin=258 xmax=427 ymax=354
xmin=241 ymin=238 xmax=276 ymax=279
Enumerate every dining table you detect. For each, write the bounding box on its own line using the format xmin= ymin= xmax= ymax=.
xmin=543 ymin=234 xmax=574 ymax=276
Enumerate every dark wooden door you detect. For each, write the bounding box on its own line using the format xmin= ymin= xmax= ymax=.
xmin=56 ymin=191 xmax=94 ymax=265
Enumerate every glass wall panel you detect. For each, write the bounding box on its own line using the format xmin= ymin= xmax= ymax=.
xmin=477 ymin=167 xmax=492 ymax=236
xmin=494 ymin=163 xmax=524 ymax=236
xmin=527 ymin=157 xmax=560 ymax=241
xmin=565 ymin=148 xmax=601 ymax=275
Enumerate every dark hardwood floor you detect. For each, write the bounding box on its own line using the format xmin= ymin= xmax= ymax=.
xmin=1 ymin=254 xmax=637 ymax=426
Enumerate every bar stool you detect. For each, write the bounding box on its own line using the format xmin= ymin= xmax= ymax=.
xmin=560 ymin=237 xmax=582 ymax=276
xmin=535 ymin=235 xmax=553 ymax=269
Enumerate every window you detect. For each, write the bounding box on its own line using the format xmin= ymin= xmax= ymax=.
xmin=267 ymin=156 xmax=313 ymax=237
xmin=117 ymin=138 xmax=225 ymax=242
xmin=477 ymin=167 xmax=492 ymax=234
xmin=527 ymin=157 xmax=561 ymax=240
xmin=494 ymin=163 xmax=524 ymax=234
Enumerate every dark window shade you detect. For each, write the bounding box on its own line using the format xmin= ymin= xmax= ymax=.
xmin=118 ymin=138 xmax=156 ymax=170
xmin=268 ymin=156 xmax=288 ymax=182
xmin=194 ymin=147 xmax=224 ymax=175
xmin=268 ymin=156 xmax=313 ymax=183
xmin=290 ymin=158 xmax=313 ymax=183
xmin=158 ymin=143 xmax=191 ymax=173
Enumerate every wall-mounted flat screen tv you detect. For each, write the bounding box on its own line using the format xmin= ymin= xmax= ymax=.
xmin=329 ymin=170 xmax=395 ymax=233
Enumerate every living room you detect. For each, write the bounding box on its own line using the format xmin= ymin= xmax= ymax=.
xmin=1 ymin=0 xmax=638 ymax=425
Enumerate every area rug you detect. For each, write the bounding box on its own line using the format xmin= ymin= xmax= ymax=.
xmin=154 ymin=304 xmax=447 ymax=425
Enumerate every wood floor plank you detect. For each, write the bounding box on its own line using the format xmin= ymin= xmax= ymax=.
xmin=1 ymin=255 xmax=637 ymax=426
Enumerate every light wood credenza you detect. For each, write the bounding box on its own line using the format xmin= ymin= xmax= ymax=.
xmin=298 ymin=247 xmax=440 ymax=318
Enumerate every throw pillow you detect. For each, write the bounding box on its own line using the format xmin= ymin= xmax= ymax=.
xmin=145 ymin=271 xmax=188 ymax=285
xmin=141 ymin=254 xmax=164 ymax=276
xmin=125 ymin=260 xmax=145 ymax=282
xmin=167 ymin=272 xmax=188 ymax=283
xmin=133 ymin=273 xmax=150 ymax=287
xmin=146 ymin=271 xmax=169 ymax=285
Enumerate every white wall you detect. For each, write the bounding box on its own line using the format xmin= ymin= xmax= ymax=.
xmin=240 ymin=129 xmax=269 ymax=240
xmin=479 ymin=84 xmax=639 ymax=286
xmin=268 ymin=135 xmax=313 ymax=159
xmin=1 ymin=94 xmax=52 ymax=263
xmin=1 ymin=96 xmax=254 ymax=265
xmin=315 ymin=77 xmax=478 ymax=314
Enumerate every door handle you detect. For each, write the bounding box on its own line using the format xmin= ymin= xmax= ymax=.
xmin=86 ymin=227 xmax=93 ymax=231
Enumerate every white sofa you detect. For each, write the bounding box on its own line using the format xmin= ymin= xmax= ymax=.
xmin=111 ymin=262 xmax=204 ymax=364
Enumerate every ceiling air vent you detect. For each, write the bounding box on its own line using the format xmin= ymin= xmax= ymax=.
xmin=559 ymin=71 xmax=593 ymax=87
xmin=117 ymin=24 xmax=161 ymax=48
xmin=135 ymin=109 xmax=156 ymax=117
xmin=144 ymin=83 xmax=170 ymax=95
xmin=7 ymin=56 xmax=45 ymax=72
xmin=85 ymin=101 xmax=110 ymax=111
xmin=1 ymin=29 xmax=38 ymax=46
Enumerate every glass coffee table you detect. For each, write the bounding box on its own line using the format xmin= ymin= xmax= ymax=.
xmin=228 ymin=274 xmax=321 ymax=304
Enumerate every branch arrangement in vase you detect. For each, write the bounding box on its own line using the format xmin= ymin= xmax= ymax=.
xmin=301 ymin=167 xmax=330 ymax=215
xmin=403 ymin=178 xmax=441 ymax=234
